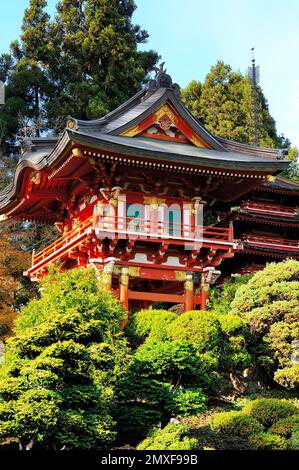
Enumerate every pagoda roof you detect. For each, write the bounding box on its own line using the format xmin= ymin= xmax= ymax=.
xmin=261 ymin=175 xmax=299 ymax=194
xmin=0 ymin=67 xmax=289 ymax=215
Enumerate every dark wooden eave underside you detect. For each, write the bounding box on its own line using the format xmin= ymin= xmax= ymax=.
xmin=0 ymin=130 xmax=289 ymax=217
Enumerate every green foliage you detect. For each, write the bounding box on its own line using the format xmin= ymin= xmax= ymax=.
xmin=167 ymin=388 xmax=207 ymax=418
xmin=218 ymin=314 xmax=251 ymax=370
xmin=248 ymin=432 xmax=288 ymax=450
xmin=0 ymin=268 xmax=127 ymax=449
xmin=166 ymin=311 xmax=222 ymax=353
xmin=202 ymin=397 xmax=298 ymax=450
xmin=125 ymin=309 xmax=178 ymax=347
xmin=0 ymin=0 xmax=158 ymax=148
xmin=289 ymin=430 xmax=299 ymax=450
xmin=182 ymin=61 xmax=286 ymax=147
xmin=243 ymin=398 xmax=298 ymax=428
xmin=218 ymin=314 xmax=247 ymax=335
xmin=208 ymin=275 xmax=252 ymax=315
xmin=282 ymin=147 xmax=299 ymax=181
xmin=269 ymin=415 xmax=299 ymax=437
xmin=274 ymin=365 xmax=299 ymax=389
xmin=114 ymin=340 xmax=211 ymax=440
xmin=231 ymin=260 xmax=299 ymax=387
xmin=137 ymin=423 xmax=197 ymax=451
xmin=211 ymin=410 xmax=263 ymax=437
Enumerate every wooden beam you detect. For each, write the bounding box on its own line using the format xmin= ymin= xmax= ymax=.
xmin=128 ymin=291 xmax=184 ymax=303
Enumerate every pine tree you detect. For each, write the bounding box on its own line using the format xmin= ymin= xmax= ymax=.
xmin=182 ymin=61 xmax=285 ymax=148
xmin=46 ymin=0 xmax=159 ymax=127
xmin=10 ymin=0 xmax=52 ymax=136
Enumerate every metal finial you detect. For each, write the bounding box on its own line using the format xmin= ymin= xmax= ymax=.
xmin=248 ymin=48 xmax=260 ymax=145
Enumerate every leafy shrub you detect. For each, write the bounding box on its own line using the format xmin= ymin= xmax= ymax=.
xmin=211 ymin=410 xmax=263 ymax=437
xmin=269 ymin=415 xmax=299 ymax=437
xmin=166 ymin=311 xmax=222 ymax=353
xmin=289 ymin=430 xmax=299 ymax=450
xmin=218 ymin=314 xmax=248 ymax=336
xmin=243 ymin=398 xmax=298 ymax=428
xmin=208 ymin=275 xmax=252 ymax=315
xmin=249 ymin=432 xmax=288 ymax=450
xmin=221 ymin=336 xmax=251 ymax=370
xmin=274 ymin=365 xmax=299 ymax=389
xmin=167 ymin=388 xmax=207 ymax=417
xmin=113 ymin=404 xmax=163 ymax=443
xmin=114 ymin=341 xmax=212 ymax=440
xmin=231 ymin=260 xmax=299 ymax=388
xmin=137 ymin=423 xmax=197 ymax=450
xmin=125 ymin=309 xmax=177 ymax=347
xmin=0 ymin=268 xmax=127 ymax=450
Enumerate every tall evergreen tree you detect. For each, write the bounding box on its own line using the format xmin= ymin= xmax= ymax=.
xmin=182 ymin=61 xmax=286 ymax=148
xmin=0 ymin=0 xmax=159 ymax=139
xmin=46 ymin=0 xmax=159 ymax=128
xmin=2 ymin=0 xmax=53 ymax=139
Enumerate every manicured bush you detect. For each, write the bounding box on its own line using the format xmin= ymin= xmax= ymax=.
xmin=274 ymin=365 xmax=299 ymax=389
xmin=269 ymin=415 xmax=299 ymax=437
xmin=112 ymin=404 xmax=163 ymax=443
xmin=114 ymin=341 xmax=212 ymax=440
xmin=218 ymin=314 xmax=248 ymax=336
xmin=166 ymin=311 xmax=222 ymax=353
xmin=167 ymin=388 xmax=207 ymax=417
xmin=289 ymin=430 xmax=299 ymax=450
xmin=221 ymin=336 xmax=251 ymax=370
xmin=249 ymin=432 xmax=288 ymax=450
xmin=243 ymin=398 xmax=298 ymax=428
xmin=208 ymin=275 xmax=252 ymax=315
xmin=231 ymin=260 xmax=299 ymax=388
xmin=211 ymin=410 xmax=263 ymax=437
xmin=137 ymin=423 xmax=197 ymax=450
xmin=125 ymin=309 xmax=178 ymax=347
xmin=0 ymin=268 xmax=127 ymax=450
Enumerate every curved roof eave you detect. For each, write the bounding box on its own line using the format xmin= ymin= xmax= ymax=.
xmin=0 ymin=130 xmax=289 ymax=213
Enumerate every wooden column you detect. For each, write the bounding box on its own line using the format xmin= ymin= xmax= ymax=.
xmin=184 ymin=272 xmax=194 ymax=312
xmin=120 ymin=266 xmax=129 ymax=311
xmin=100 ymin=272 xmax=112 ymax=292
xmin=200 ymin=282 xmax=209 ymax=311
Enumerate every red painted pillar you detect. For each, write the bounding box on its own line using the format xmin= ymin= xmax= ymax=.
xmin=184 ymin=272 xmax=194 ymax=312
xmin=200 ymin=283 xmax=209 ymax=311
xmin=120 ymin=266 xmax=129 ymax=311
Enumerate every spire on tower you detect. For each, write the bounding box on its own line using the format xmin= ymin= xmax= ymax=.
xmin=248 ymin=47 xmax=260 ymax=145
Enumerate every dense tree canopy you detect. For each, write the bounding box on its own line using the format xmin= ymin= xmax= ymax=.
xmin=0 ymin=0 xmax=159 ymax=144
xmin=0 ymin=268 xmax=127 ymax=449
xmin=181 ymin=61 xmax=289 ymax=149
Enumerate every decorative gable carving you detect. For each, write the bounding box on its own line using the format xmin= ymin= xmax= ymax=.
xmin=120 ymin=103 xmax=210 ymax=148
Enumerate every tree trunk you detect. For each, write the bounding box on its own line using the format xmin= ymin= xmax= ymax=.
xmin=25 ymin=438 xmax=35 ymax=450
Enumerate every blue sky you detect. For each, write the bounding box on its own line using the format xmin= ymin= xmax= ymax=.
xmin=1 ymin=0 xmax=299 ymax=146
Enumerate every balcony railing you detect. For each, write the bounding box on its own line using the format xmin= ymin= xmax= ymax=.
xmin=95 ymin=215 xmax=234 ymax=245
xmin=242 ymin=234 xmax=299 ymax=252
xmin=239 ymin=201 xmax=298 ymax=218
xmin=32 ymin=218 xmax=94 ymax=267
xmin=29 ymin=215 xmax=234 ymax=275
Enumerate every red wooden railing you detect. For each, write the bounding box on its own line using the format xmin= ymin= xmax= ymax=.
xmin=242 ymin=234 xmax=299 ymax=252
xmin=240 ymin=201 xmax=298 ymax=218
xmin=32 ymin=218 xmax=94 ymax=266
xmin=94 ymin=215 xmax=234 ymax=242
xmin=31 ymin=215 xmax=234 ymax=270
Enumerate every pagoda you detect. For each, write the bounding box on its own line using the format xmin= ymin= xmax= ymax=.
xmin=221 ymin=175 xmax=299 ymax=277
xmin=0 ymin=67 xmax=288 ymax=313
